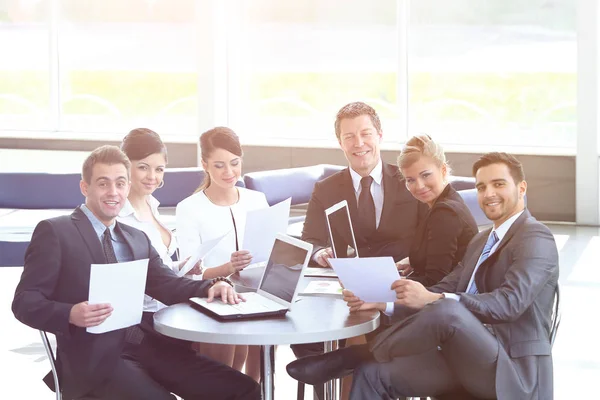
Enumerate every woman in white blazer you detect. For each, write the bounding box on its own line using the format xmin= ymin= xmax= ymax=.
xmin=176 ymin=127 xmax=267 ymax=382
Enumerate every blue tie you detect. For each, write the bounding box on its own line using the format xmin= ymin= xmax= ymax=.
xmin=466 ymin=231 xmax=499 ymax=294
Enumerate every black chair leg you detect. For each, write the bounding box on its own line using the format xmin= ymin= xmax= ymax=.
xmin=297 ymin=381 xmax=305 ymax=400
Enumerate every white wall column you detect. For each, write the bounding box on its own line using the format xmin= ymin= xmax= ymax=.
xmin=396 ymin=0 xmax=410 ymax=143
xmin=195 ymin=0 xmax=229 ymax=164
xmin=576 ymin=0 xmax=600 ymax=225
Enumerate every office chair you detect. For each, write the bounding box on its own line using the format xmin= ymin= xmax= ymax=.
xmin=40 ymin=330 xmax=62 ymax=400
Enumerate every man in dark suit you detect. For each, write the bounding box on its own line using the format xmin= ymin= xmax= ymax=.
xmin=12 ymin=146 xmax=260 ymax=400
xmin=288 ymin=152 xmax=559 ymax=400
xmin=295 ymin=102 xmax=426 ymax=399
xmin=302 ymin=101 xmax=425 ymax=267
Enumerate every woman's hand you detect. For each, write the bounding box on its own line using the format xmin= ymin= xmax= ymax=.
xmin=177 ymin=256 xmax=203 ymax=276
xmin=229 ymin=250 xmax=252 ymax=273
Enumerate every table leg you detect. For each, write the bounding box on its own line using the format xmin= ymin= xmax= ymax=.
xmin=324 ymin=340 xmax=339 ymax=400
xmin=260 ymin=344 xmax=275 ymax=400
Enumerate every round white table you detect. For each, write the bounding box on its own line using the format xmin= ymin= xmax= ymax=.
xmin=154 ymin=296 xmax=380 ymax=400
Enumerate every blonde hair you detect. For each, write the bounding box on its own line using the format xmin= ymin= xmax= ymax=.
xmin=397 ymin=134 xmax=450 ymax=175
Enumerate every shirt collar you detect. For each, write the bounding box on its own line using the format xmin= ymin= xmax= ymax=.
xmin=80 ymin=204 xmax=117 ymax=239
xmin=118 ymin=195 xmax=160 ymax=221
xmin=491 ymin=209 xmax=525 ymax=243
xmin=349 ymin=159 xmax=383 ymax=193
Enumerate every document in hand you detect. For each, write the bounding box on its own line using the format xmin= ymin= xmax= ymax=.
xmin=327 ymin=257 xmax=400 ymax=302
xmin=242 ymin=198 xmax=291 ymax=264
xmin=87 ymin=258 xmax=149 ymax=334
xmin=178 ymin=232 xmax=230 ymax=276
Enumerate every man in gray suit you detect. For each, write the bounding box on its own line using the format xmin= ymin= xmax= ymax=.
xmin=287 ymin=152 xmax=559 ymax=400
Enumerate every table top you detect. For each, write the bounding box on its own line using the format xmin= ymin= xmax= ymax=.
xmin=153 ymin=296 xmax=380 ymax=345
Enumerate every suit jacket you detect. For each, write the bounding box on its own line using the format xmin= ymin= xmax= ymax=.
xmin=301 ymin=163 xmax=426 ymax=262
xmin=408 ymin=184 xmax=478 ymax=287
xmin=12 ymin=207 xmax=212 ymax=399
xmin=374 ymin=210 xmax=558 ymax=400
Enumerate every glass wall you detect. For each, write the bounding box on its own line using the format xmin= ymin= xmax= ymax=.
xmin=408 ymin=0 xmax=577 ymax=147
xmin=229 ymin=0 xmax=399 ymax=142
xmin=0 ymin=0 xmax=50 ymax=130
xmin=0 ymin=0 xmax=577 ymax=148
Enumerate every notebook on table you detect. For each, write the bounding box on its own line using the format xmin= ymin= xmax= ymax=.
xmin=190 ymin=233 xmax=312 ymax=320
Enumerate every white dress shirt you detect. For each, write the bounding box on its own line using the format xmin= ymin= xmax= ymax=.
xmin=348 ymin=159 xmax=384 ymax=229
xmin=175 ymin=187 xmax=268 ymax=277
xmin=118 ymin=195 xmax=177 ymax=312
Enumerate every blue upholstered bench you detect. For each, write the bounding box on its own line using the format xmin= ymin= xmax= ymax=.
xmin=0 ymin=168 xmax=219 ymax=266
xmin=0 ymin=165 xmax=486 ymax=267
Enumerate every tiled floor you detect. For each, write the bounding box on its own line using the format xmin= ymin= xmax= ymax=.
xmin=2 ymin=223 xmax=598 ymax=399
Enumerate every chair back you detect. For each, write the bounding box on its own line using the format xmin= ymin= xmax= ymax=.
xmin=40 ymin=330 xmax=62 ymax=400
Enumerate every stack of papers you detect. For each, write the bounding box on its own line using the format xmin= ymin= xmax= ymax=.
xmin=304 ymin=267 xmax=338 ymax=278
xmin=298 ymin=280 xmax=343 ymax=298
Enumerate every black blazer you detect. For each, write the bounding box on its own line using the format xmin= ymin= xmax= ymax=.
xmin=12 ymin=207 xmax=212 ymax=399
xmin=408 ymin=184 xmax=478 ymax=287
xmin=302 ymin=163 xmax=427 ymax=262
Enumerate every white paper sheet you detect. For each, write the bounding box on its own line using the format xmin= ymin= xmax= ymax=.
xmin=178 ymin=232 xmax=229 ymax=276
xmin=87 ymin=258 xmax=149 ymax=334
xmin=304 ymin=267 xmax=338 ymax=278
xmin=327 ymin=257 xmax=400 ymax=302
xmin=242 ymin=198 xmax=291 ymax=263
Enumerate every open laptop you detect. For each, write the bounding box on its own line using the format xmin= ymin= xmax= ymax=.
xmin=325 ymin=200 xmax=359 ymax=258
xmin=190 ymin=233 xmax=313 ymax=320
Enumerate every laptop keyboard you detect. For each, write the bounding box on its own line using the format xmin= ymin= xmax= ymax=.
xmin=233 ymin=292 xmax=285 ymax=312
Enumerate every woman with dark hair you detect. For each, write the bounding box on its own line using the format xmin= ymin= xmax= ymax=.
xmin=176 ymin=126 xmax=267 ymax=381
xmin=118 ymin=128 xmax=200 ymax=312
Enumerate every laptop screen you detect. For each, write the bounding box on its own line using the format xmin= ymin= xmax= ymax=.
xmin=258 ymin=238 xmax=308 ymax=303
xmin=326 ymin=201 xmax=359 ymax=258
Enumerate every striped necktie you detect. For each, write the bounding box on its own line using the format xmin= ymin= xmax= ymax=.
xmin=466 ymin=231 xmax=499 ymax=294
xmin=102 ymin=228 xmax=118 ymax=264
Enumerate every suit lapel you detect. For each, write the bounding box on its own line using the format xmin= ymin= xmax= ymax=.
xmin=474 ymin=210 xmax=530 ymax=286
xmin=458 ymin=230 xmax=490 ymax=291
xmin=72 ymin=207 xmax=106 ymax=265
xmin=379 ymin=163 xmax=401 ymax=232
xmin=116 ymin=222 xmax=145 ymax=261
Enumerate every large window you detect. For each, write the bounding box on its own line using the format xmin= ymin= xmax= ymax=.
xmin=58 ymin=0 xmax=198 ymax=135
xmin=0 ymin=0 xmax=578 ymax=148
xmin=228 ymin=0 xmax=400 ymax=142
xmin=0 ymin=0 xmax=50 ymax=130
xmin=408 ymin=0 xmax=577 ymax=147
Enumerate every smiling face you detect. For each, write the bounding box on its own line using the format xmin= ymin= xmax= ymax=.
xmin=80 ymin=162 xmax=130 ymax=226
xmin=338 ymin=114 xmax=382 ymax=177
xmin=129 ymin=153 xmax=166 ymax=197
xmin=475 ymin=162 xmax=527 ymax=228
xmin=202 ymin=148 xmax=242 ymax=190
xmin=401 ymin=156 xmax=448 ymax=207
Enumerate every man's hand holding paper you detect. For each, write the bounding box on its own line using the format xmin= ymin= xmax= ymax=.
xmin=342 ymin=289 xmax=386 ymax=313
xmin=327 ymin=256 xmax=400 ymax=303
